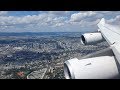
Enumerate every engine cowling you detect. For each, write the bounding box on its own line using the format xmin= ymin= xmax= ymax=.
xmin=64 ymin=56 xmax=119 ymax=79
xmin=81 ymin=32 xmax=104 ymax=45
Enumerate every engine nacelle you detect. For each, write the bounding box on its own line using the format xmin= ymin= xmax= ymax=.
xmin=81 ymin=32 xmax=104 ymax=45
xmin=64 ymin=56 xmax=119 ymax=79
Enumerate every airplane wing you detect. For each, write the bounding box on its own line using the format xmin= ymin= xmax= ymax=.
xmin=97 ymin=18 xmax=120 ymax=45
xmin=64 ymin=18 xmax=120 ymax=79
xmin=97 ymin=18 xmax=120 ymax=65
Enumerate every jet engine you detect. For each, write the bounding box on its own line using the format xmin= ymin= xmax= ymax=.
xmin=64 ymin=56 xmax=119 ymax=79
xmin=81 ymin=32 xmax=104 ymax=45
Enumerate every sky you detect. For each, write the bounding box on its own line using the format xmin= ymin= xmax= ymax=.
xmin=0 ymin=11 xmax=120 ymax=32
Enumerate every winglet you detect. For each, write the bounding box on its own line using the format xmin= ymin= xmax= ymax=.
xmin=99 ymin=18 xmax=105 ymax=25
xmin=97 ymin=18 xmax=105 ymax=29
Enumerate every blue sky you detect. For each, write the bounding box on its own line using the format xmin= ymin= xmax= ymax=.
xmin=0 ymin=11 xmax=120 ymax=32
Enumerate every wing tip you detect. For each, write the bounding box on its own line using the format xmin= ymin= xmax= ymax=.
xmin=97 ymin=18 xmax=105 ymax=27
xmin=97 ymin=18 xmax=106 ymax=31
xmin=100 ymin=18 xmax=105 ymax=24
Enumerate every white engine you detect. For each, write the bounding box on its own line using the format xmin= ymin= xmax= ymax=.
xmin=64 ymin=31 xmax=120 ymax=79
xmin=64 ymin=18 xmax=120 ymax=79
xmin=64 ymin=56 xmax=119 ymax=79
xmin=81 ymin=32 xmax=104 ymax=45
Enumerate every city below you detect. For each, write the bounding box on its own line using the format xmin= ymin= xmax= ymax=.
xmin=0 ymin=32 xmax=109 ymax=79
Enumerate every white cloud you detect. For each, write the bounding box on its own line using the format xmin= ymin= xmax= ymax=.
xmin=49 ymin=11 xmax=66 ymax=15
xmin=0 ymin=12 xmax=68 ymax=32
xmin=42 ymin=11 xmax=71 ymax=16
xmin=107 ymin=15 xmax=120 ymax=25
xmin=52 ymin=23 xmax=64 ymax=27
xmin=0 ymin=14 xmax=49 ymax=26
xmin=70 ymin=11 xmax=97 ymax=22
xmin=0 ymin=11 xmax=8 ymax=16
xmin=68 ymin=11 xmax=120 ymax=30
xmin=79 ymin=19 xmax=100 ymax=27
xmin=0 ymin=11 xmax=120 ymax=32
xmin=98 ymin=11 xmax=120 ymax=15
xmin=66 ymin=11 xmax=102 ymax=30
